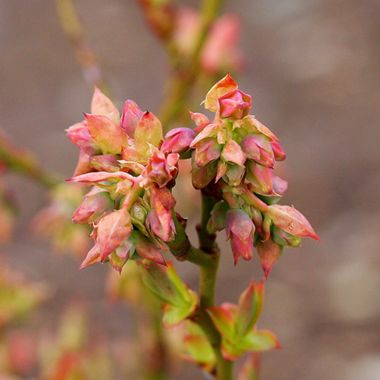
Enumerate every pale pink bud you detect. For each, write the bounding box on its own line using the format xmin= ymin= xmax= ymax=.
xmin=246 ymin=162 xmax=273 ymax=195
xmin=72 ymin=187 xmax=113 ymax=224
xmin=120 ymin=100 xmax=144 ymax=136
xmin=143 ymin=150 xmax=179 ymax=188
xmin=219 ymin=89 xmax=252 ymax=119
xmin=93 ymin=208 xmax=132 ymax=260
xmin=161 ymin=128 xmax=196 ymax=154
xmin=242 ymin=135 xmax=274 ymax=168
xmin=189 ymin=112 xmax=210 ymax=132
xmin=66 ymin=122 xmax=93 ymax=150
xmin=221 ymin=140 xmax=246 ymax=166
xmin=267 ymin=205 xmax=319 ymax=240
xmin=257 ymin=239 xmax=283 ymax=279
xmin=146 ymin=186 xmax=176 ymax=242
xmin=226 ymin=209 xmax=255 ymax=264
xmin=272 ymin=176 xmax=288 ymax=196
xmin=194 ymin=139 xmax=221 ymax=167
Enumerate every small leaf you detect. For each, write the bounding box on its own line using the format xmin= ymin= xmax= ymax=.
xmin=207 ymin=303 xmax=236 ymax=341
xmin=240 ymin=329 xmax=280 ymax=352
xmin=235 ymin=282 xmax=264 ymax=337
xmin=85 ymin=114 xmax=128 ymax=154
xmin=91 ymin=87 xmax=120 ymax=124
xmin=203 ymin=74 xmax=238 ymax=112
xmin=134 ymin=111 xmax=163 ymax=156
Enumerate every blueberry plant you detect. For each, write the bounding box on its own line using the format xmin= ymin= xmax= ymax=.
xmin=66 ymin=75 xmax=318 ymax=379
xmin=0 ymin=1 xmax=318 ymax=379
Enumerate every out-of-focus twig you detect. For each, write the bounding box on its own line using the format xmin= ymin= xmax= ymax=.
xmin=159 ymin=0 xmax=224 ymax=129
xmin=55 ymin=0 xmax=112 ymax=97
xmin=0 ymin=130 xmax=60 ymax=188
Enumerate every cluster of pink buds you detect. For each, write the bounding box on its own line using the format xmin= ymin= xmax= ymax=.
xmin=176 ymin=75 xmax=318 ymax=276
xmin=67 ymin=89 xmax=182 ymax=272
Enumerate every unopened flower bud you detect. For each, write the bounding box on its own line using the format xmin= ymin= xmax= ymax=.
xmin=226 ymin=209 xmax=255 ymax=264
xmin=72 ymin=187 xmax=113 ymax=224
xmin=120 ymin=100 xmax=144 ymax=136
xmin=161 ymin=128 xmax=195 ymax=155
xmin=219 ymin=89 xmax=252 ymax=119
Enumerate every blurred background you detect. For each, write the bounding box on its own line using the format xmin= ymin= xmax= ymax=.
xmin=1 ymin=0 xmax=379 ymax=379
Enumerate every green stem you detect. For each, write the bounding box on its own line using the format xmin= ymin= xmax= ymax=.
xmin=195 ymin=194 xmax=234 ymax=380
xmin=0 ymin=133 xmax=60 ymax=188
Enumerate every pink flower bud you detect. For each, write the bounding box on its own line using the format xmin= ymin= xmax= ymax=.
xmin=257 ymin=239 xmax=283 ymax=279
xmin=93 ymin=208 xmax=132 ymax=260
xmin=226 ymin=209 xmax=255 ymax=264
xmin=66 ymin=122 xmax=93 ymax=150
xmin=219 ymin=89 xmax=252 ymax=119
xmin=194 ymin=139 xmax=221 ymax=167
xmin=72 ymin=187 xmax=113 ymax=224
xmin=272 ymin=176 xmax=288 ymax=196
xmin=245 ymin=162 xmax=273 ymax=195
xmin=221 ymin=140 xmax=246 ymax=166
xmin=161 ymin=128 xmax=196 ymax=154
xmin=267 ymin=205 xmax=319 ymax=240
xmin=120 ymin=99 xmax=144 ymax=136
xmin=189 ymin=112 xmax=210 ymax=132
xmin=146 ymin=186 xmax=176 ymax=242
xmin=242 ymin=135 xmax=274 ymax=168
xmin=271 ymin=140 xmax=286 ymax=161
xmin=143 ymin=150 xmax=179 ymax=188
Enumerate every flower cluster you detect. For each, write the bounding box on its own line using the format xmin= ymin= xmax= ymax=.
xmin=173 ymin=75 xmax=318 ymax=276
xmin=67 ymin=89 xmax=182 ymax=271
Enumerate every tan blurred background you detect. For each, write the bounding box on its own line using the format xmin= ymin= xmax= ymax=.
xmin=1 ymin=0 xmax=380 ymax=379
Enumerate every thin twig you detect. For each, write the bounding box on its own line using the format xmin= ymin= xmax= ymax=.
xmin=55 ymin=0 xmax=112 ymax=97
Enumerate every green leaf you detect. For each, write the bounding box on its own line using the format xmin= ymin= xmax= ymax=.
xmin=207 ymin=303 xmax=236 ymax=341
xmin=240 ymin=329 xmax=280 ymax=352
xmin=134 ymin=111 xmax=163 ymax=159
xmin=235 ymin=282 xmax=264 ymax=337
